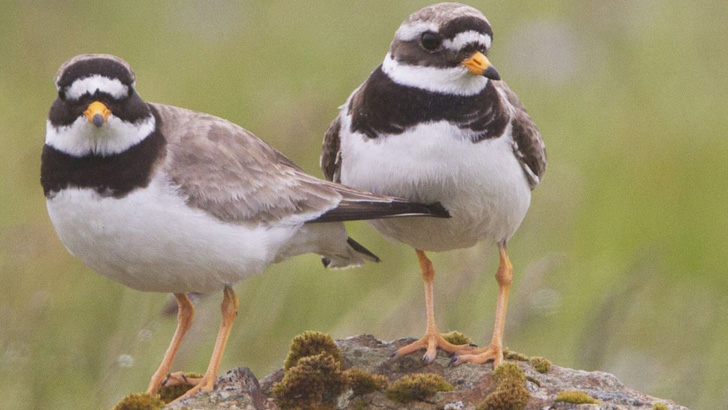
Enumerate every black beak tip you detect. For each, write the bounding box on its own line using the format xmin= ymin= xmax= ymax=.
xmin=484 ymin=65 xmax=501 ymax=81
xmin=92 ymin=114 xmax=104 ymax=128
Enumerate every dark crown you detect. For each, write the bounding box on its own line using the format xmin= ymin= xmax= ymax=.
xmin=55 ymin=54 xmax=136 ymax=91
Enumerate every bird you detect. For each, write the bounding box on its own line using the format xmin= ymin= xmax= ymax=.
xmin=41 ymin=54 xmax=449 ymax=400
xmin=321 ymin=3 xmax=547 ymax=367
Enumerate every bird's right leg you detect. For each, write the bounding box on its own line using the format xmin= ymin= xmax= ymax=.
xmin=147 ymin=293 xmax=194 ymax=396
xmin=394 ymin=249 xmax=476 ymax=363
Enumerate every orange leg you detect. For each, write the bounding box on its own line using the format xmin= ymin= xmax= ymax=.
xmin=394 ymin=249 xmax=476 ymax=363
xmin=451 ymin=242 xmax=513 ymax=367
xmin=170 ymin=285 xmax=239 ymax=402
xmin=147 ymin=293 xmax=194 ymax=396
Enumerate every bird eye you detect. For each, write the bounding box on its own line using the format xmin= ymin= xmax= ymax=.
xmin=420 ymin=32 xmax=442 ymax=51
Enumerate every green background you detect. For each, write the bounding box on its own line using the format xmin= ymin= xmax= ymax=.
xmin=1 ymin=1 xmax=726 ymax=409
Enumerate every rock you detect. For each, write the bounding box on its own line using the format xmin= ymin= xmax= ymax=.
xmin=161 ymin=334 xmax=689 ymax=410
xmin=164 ymin=367 xmax=276 ymax=410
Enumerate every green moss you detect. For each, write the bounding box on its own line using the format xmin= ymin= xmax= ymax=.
xmin=111 ymin=393 xmax=165 ymax=410
xmin=272 ymin=353 xmax=347 ymax=410
xmin=529 ymin=357 xmax=552 ymax=374
xmin=283 ymin=331 xmax=342 ymax=370
xmin=555 ymin=390 xmax=600 ymax=405
xmin=386 ymin=373 xmax=453 ymax=403
xmin=503 ymin=348 xmax=529 ymax=361
xmin=653 ymin=403 xmax=670 ymax=410
xmin=157 ymin=372 xmax=204 ymax=403
xmin=344 ymin=368 xmax=388 ymax=396
xmin=441 ymin=330 xmax=473 ymax=345
xmin=477 ymin=362 xmax=529 ymax=410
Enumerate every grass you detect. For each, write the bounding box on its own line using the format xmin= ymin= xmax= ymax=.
xmin=1 ymin=1 xmax=727 ymax=409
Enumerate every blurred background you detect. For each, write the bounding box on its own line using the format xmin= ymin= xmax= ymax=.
xmin=1 ymin=1 xmax=726 ymax=409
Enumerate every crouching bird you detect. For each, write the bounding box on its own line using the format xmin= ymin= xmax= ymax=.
xmin=41 ymin=54 xmax=449 ymax=400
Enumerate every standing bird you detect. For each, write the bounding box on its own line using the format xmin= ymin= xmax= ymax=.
xmin=321 ymin=3 xmax=546 ymax=366
xmin=41 ymin=54 xmax=448 ymax=399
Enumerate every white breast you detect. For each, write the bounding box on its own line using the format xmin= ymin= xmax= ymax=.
xmin=46 ymin=176 xmax=299 ymax=293
xmin=338 ymin=116 xmax=532 ymax=251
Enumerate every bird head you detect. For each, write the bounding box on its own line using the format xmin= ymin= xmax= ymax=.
xmin=383 ymin=3 xmax=500 ymax=95
xmin=47 ymin=54 xmax=155 ymax=156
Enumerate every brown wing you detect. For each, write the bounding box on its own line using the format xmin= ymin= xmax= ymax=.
xmin=321 ymin=115 xmax=343 ymax=183
xmin=154 ymin=104 xmax=448 ymax=225
xmin=494 ymin=81 xmax=547 ymax=189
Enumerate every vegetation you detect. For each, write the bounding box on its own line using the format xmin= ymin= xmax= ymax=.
xmin=272 ymin=353 xmax=347 ymax=410
xmin=529 ymin=357 xmax=551 ymax=374
xmin=386 ymin=373 xmax=453 ymax=403
xmin=283 ymin=331 xmax=341 ymax=370
xmin=111 ymin=393 xmax=164 ymax=410
xmin=343 ymin=368 xmax=388 ymax=396
xmin=555 ymin=390 xmax=600 ymax=405
xmin=478 ymin=362 xmax=529 ymax=410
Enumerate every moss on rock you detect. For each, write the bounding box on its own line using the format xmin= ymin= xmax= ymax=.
xmin=283 ymin=330 xmax=342 ymax=370
xmin=344 ymin=368 xmax=388 ymax=396
xmin=272 ymin=353 xmax=347 ymax=409
xmin=441 ymin=330 xmax=474 ymax=346
xmin=477 ymin=362 xmax=529 ymax=410
xmin=529 ymin=356 xmax=552 ymax=374
xmin=386 ymin=373 xmax=453 ymax=403
xmin=111 ymin=392 xmax=165 ymax=410
xmin=555 ymin=390 xmax=600 ymax=404
xmin=503 ymin=348 xmax=529 ymax=361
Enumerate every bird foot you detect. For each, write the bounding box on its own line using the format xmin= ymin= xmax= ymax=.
xmin=394 ymin=331 xmax=477 ymax=364
xmin=449 ymin=343 xmax=503 ymax=367
xmin=165 ymin=372 xmax=216 ymax=404
xmin=161 ymin=371 xmax=203 ymax=388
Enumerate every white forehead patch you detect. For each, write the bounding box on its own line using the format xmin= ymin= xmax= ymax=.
xmin=64 ymin=75 xmax=129 ymax=100
xmin=395 ymin=21 xmax=440 ymax=41
xmin=443 ymin=30 xmax=492 ymax=51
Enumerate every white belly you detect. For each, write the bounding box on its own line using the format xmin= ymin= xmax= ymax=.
xmin=46 ymin=177 xmax=298 ymax=293
xmin=340 ymin=120 xmax=531 ymax=251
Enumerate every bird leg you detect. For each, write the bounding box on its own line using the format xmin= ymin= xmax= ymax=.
xmin=451 ymin=242 xmax=512 ymax=367
xmin=394 ymin=249 xmax=476 ymax=363
xmin=147 ymin=293 xmax=194 ymax=396
xmin=170 ymin=285 xmax=239 ymax=402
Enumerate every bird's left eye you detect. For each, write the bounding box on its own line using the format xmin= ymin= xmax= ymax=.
xmin=421 ymin=32 xmax=442 ymax=51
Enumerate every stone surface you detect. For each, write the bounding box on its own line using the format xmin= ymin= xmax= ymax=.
xmin=162 ymin=334 xmax=689 ymax=410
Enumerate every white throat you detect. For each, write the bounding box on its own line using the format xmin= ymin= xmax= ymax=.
xmin=381 ymin=53 xmax=488 ymax=96
xmin=45 ymin=114 xmax=156 ymax=157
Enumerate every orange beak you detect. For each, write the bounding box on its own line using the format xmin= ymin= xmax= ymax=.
xmin=84 ymin=101 xmax=111 ymax=127
xmin=462 ymin=51 xmax=500 ymax=80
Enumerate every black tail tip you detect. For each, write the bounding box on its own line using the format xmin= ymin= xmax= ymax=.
xmin=347 ymin=237 xmax=381 ymax=263
xmin=321 ymin=257 xmax=332 ymax=268
xmin=427 ymin=202 xmax=451 ymax=218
